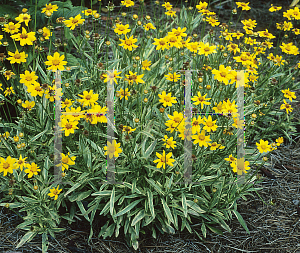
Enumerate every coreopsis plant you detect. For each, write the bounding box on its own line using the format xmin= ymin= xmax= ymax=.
xmin=0 ymin=0 xmax=299 ymax=252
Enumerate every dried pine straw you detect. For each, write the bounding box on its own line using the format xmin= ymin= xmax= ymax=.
xmin=1 ymin=133 xmax=300 ymax=253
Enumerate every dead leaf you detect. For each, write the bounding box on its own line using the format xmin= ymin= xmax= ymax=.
xmin=260 ymin=168 xmax=276 ymax=179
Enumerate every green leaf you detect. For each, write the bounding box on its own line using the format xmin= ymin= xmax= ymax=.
xmin=206 ymin=224 xmax=223 ymax=235
xmin=201 ymin=223 xmax=207 ymax=238
xmin=131 ymin=210 xmax=145 ymax=226
xmin=42 ymin=233 xmax=48 ymax=253
xmin=161 ymin=198 xmax=174 ymax=224
xmin=147 ymin=190 xmax=155 ymax=218
xmin=0 ymin=5 xmax=20 ymax=18
xmin=29 ymin=129 xmax=48 ymax=143
xmin=110 ymin=186 xmax=115 ymax=218
xmin=186 ymin=200 xmax=206 ymax=214
xmin=114 ymin=199 xmax=143 ymax=217
xmin=76 ymin=200 xmax=90 ymax=222
xmin=64 ymin=182 xmax=81 ymax=197
xmin=16 ymin=231 xmax=38 ymax=248
xmin=144 ymin=177 xmax=164 ymax=196
xmin=232 ymin=210 xmax=250 ymax=234
xmin=143 ymin=139 xmax=157 ymax=159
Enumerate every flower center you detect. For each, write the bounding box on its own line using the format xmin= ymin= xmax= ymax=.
xmin=20 ymin=34 xmax=28 ymax=39
xmin=220 ymin=72 xmax=227 ymax=77
xmin=52 ymin=59 xmax=60 ymax=66
xmin=18 ymin=160 xmax=23 ymax=164
xmin=3 ymin=162 xmax=10 ymax=170
xmin=62 ymin=157 xmax=69 ymax=163
xmin=85 ymin=95 xmax=92 ymax=100
xmin=14 ymin=54 xmax=21 ymax=59
xmin=66 ymin=123 xmax=73 ymax=129
xmin=125 ymin=40 xmax=133 ymax=46
xmin=198 ymin=97 xmax=204 ymax=102
xmin=206 ymin=122 xmax=213 ymax=127
xmin=9 ymin=25 xmax=15 ymax=30
xmin=199 ymin=134 xmax=205 ymax=141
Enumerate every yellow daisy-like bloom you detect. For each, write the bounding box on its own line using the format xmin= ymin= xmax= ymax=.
xmin=281 ymin=88 xmax=296 ymax=102
xmin=61 ymin=118 xmax=79 ymax=136
xmin=231 ymin=31 xmax=244 ymax=40
xmin=283 ymin=9 xmax=294 ymax=20
xmin=57 ymin=152 xmax=76 ymax=171
xmin=231 ymin=159 xmax=251 ymax=175
xmin=213 ymin=102 xmax=224 ymax=114
xmin=196 ymin=1 xmax=208 ymax=12
xmin=61 ymin=98 xmax=74 ymax=109
xmin=45 ymin=52 xmax=67 ymax=72
xmin=42 ymin=27 xmax=52 ymax=39
xmin=27 ymin=83 xmax=44 ymax=97
xmin=293 ymin=28 xmax=300 ymax=35
xmin=276 ymin=137 xmax=284 ymax=146
xmin=119 ymin=35 xmax=138 ymax=51
xmin=24 ymin=162 xmax=41 ymax=178
xmin=122 ymin=125 xmax=136 ymax=134
xmin=42 ymin=3 xmax=58 ymax=14
xmin=143 ymin=23 xmax=156 ymax=31
xmin=280 ymin=99 xmax=293 ymax=114
xmin=121 ymin=0 xmax=134 ymax=7
xmin=162 ymin=2 xmax=173 ymax=10
xmin=191 ymin=116 xmax=203 ymax=134
xmin=15 ymin=155 xmax=29 ymax=171
xmin=162 ymin=135 xmax=177 ymax=149
xmin=11 ymin=27 xmax=36 ymax=46
xmin=103 ymin=70 xmax=122 ymax=84
xmin=3 ymin=22 xmax=21 ymax=34
xmin=165 ymin=10 xmax=176 ymax=17
xmin=125 ymin=71 xmax=145 ymax=85
xmin=225 ymin=154 xmax=237 ymax=163
xmin=63 ymin=106 xmax=84 ymax=121
xmin=166 ymin=34 xmax=182 ymax=48
xmin=152 ymin=37 xmax=170 ymax=51
xmin=206 ymin=16 xmax=220 ymax=27
xmin=15 ymin=13 xmax=31 ymax=26
xmin=258 ymin=29 xmax=276 ymax=39
xmin=4 ymin=71 xmax=15 ymax=81
xmin=241 ymin=19 xmax=257 ymax=30
xmin=191 ymin=91 xmax=211 ymax=109
xmin=202 ymin=115 xmax=218 ymax=132
xmin=166 ymin=110 xmax=184 ymax=126
xmin=269 ymin=4 xmax=282 ymax=12
xmin=142 ymin=59 xmax=151 ymax=70
xmin=165 ymin=72 xmax=181 ymax=82
xmin=192 ymin=129 xmax=211 ymax=147
xmin=104 ymin=140 xmax=122 ymax=159
xmin=7 ymin=50 xmax=27 ymax=64
xmin=256 ymin=139 xmax=272 ymax=153
xmin=82 ymin=9 xmax=97 ymax=16
xmin=222 ymin=99 xmax=239 ymax=117
xmin=212 ymin=64 xmax=235 ymax=85
xmin=168 ymin=27 xmax=187 ymax=38
xmin=64 ymin=14 xmax=85 ymax=30
xmin=117 ymin=88 xmax=131 ymax=100
xmin=84 ymin=105 xmax=107 ymax=124
xmin=48 ymin=185 xmax=62 ymax=200
xmin=153 ymin=150 xmax=175 ymax=169
xmin=114 ymin=23 xmax=131 ymax=35
xmin=227 ymin=43 xmax=240 ymax=55
xmin=4 ymin=87 xmax=15 ymax=96
xmin=77 ymin=90 xmax=99 ymax=107
xmin=236 ymin=2 xmax=251 ymax=11
xmin=0 ymin=156 xmax=17 ymax=177
xmin=20 ymin=71 xmax=39 ymax=87
xmin=208 ymin=142 xmax=222 ymax=151
xmin=22 ymin=100 xmax=35 ymax=111
xmin=177 ymin=123 xmax=193 ymax=141
xmin=280 ymin=42 xmax=299 ymax=55
xmin=198 ymin=42 xmax=217 ymax=56
xmin=158 ymin=91 xmax=177 ymax=107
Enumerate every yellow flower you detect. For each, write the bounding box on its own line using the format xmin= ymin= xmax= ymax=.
xmin=191 ymin=116 xmax=203 ymax=134
xmin=42 ymin=27 xmax=52 ymax=39
xmin=4 ymin=87 xmax=15 ymax=96
xmin=276 ymin=137 xmax=284 ymax=146
xmin=27 ymin=83 xmax=44 ymax=97
xmin=231 ymin=159 xmax=251 ymax=175
xmin=77 ymin=90 xmax=99 ymax=107
xmin=281 ymin=88 xmax=296 ymax=102
xmin=202 ymin=115 xmax=218 ymax=132
xmin=114 ymin=23 xmax=131 ymax=35
xmin=42 ymin=3 xmax=58 ymax=14
xmin=121 ymin=0 xmax=134 ymax=7
xmin=269 ymin=4 xmax=282 ymax=12
xmin=82 ymin=9 xmax=97 ymax=16
xmin=56 ymin=152 xmax=76 ymax=171
xmin=4 ymin=71 xmax=15 ymax=80
xmin=191 ymin=91 xmax=211 ymax=109
xmin=196 ymin=1 xmax=208 ymax=12
xmin=24 ymin=162 xmax=41 ymax=178
xmin=198 ymin=42 xmax=217 ymax=56
xmin=15 ymin=155 xmax=29 ymax=171
xmin=119 ymin=35 xmax=138 ymax=51
xmin=45 ymin=52 xmax=67 ymax=72
xmin=20 ymin=70 xmax=39 ymax=87
xmin=61 ymin=118 xmax=79 ymax=136
xmin=143 ymin=23 xmax=156 ymax=31
xmin=64 ymin=14 xmax=85 ymax=30
xmin=241 ymin=19 xmax=257 ymax=30
xmin=117 ymin=88 xmax=131 ymax=100
xmin=162 ymin=2 xmax=173 ymax=10
xmin=15 ymin=13 xmax=31 ymax=26
xmin=7 ymin=50 xmax=27 ymax=64
xmin=165 ymin=72 xmax=181 ymax=82
xmin=11 ymin=27 xmax=36 ymax=46
xmin=104 ymin=140 xmax=122 ymax=159
xmin=192 ymin=129 xmax=211 ymax=147
xmin=280 ymin=99 xmax=293 ymax=114
xmin=158 ymin=91 xmax=177 ymax=107
xmin=166 ymin=34 xmax=182 ymax=48
xmin=103 ymin=70 xmax=122 ymax=84
xmin=153 ymin=150 xmax=175 ymax=169
xmin=280 ymin=42 xmax=299 ymax=55
xmin=152 ymin=37 xmax=170 ymax=51
xmin=122 ymin=125 xmax=136 ymax=134
xmin=0 ymin=156 xmax=17 ymax=177
xmin=224 ymin=154 xmax=237 ymax=163
xmin=222 ymin=99 xmax=239 ymax=117
xmin=256 ymin=139 xmax=272 ymax=153
xmin=206 ymin=16 xmax=220 ymax=27
xmin=142 ymin=59 xmax=151 ymax=70
xmin=282 ymin=21 xmax=293 ymax=31
xmin=236 ymin=2 xmax=251 ymax=11
xmin=48 ymin=185 xmax=62 ymax=200
xmin=227 ymin=43 xmax=240 ymax=55
xmin=22 ymin=100 xmax=35 ymax=111
xmin=61 ymin=98 xmax=74 ymax=109
xmin=3 ymin=22 xmax=21 ymax=34
xmin=212 ymin=64 xmax=235 ymax=85
xmin=124 ymin=71 xmax=144 ymax=85
xmin=165 ymin=10 xmax=176 ymax=17
xmin=162 ymin=135 xmax=177 ymax=149
xmin=208 ymin=142 xmax=222 ymax=151
xmin=168 ymin=27 xmax=187 ymax=38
